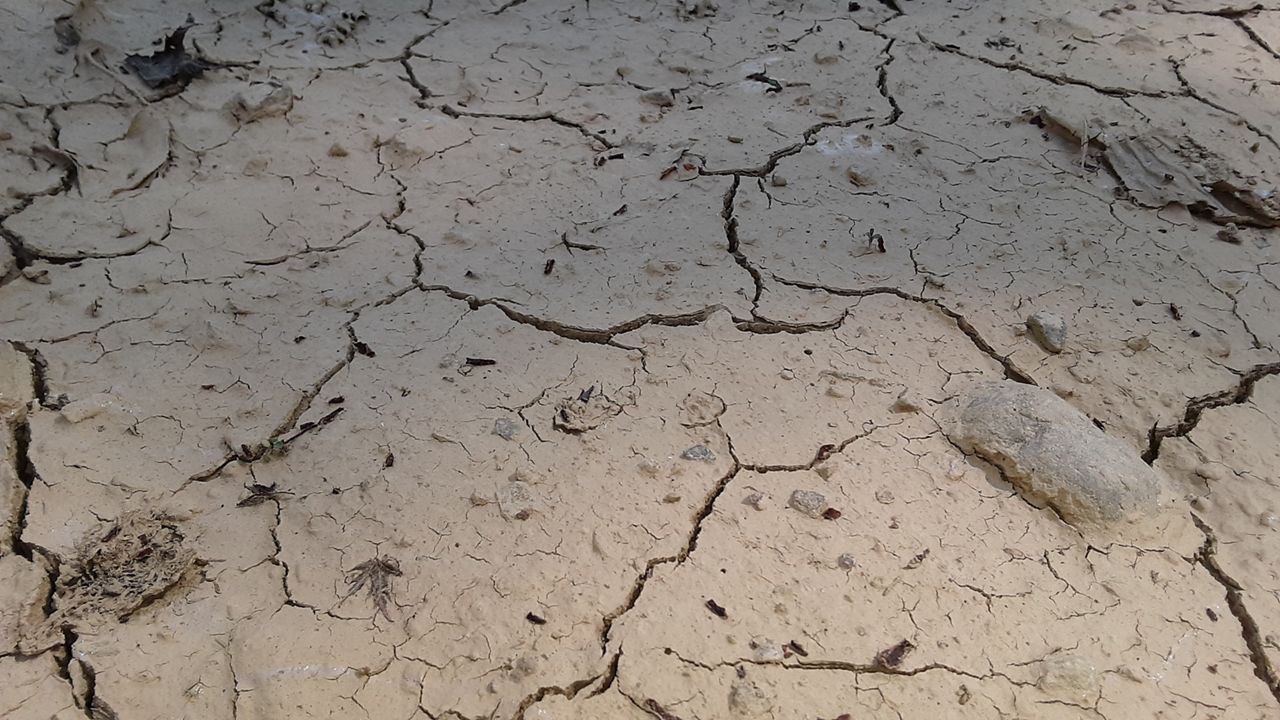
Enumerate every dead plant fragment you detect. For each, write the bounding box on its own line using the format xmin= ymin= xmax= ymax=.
xmin=343 ymin=556 xmax=402 ymax=621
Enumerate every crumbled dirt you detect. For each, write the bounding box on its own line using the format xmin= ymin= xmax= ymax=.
xmin=2 ymin=1 xmax=1280 ymax=718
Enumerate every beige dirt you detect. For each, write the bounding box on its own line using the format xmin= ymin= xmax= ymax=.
xmin=2 ymin=1 xmax=1280 ymax=718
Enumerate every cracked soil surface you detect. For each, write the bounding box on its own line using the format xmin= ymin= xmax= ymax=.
xmin=4 ymin=0 xmax=1280 ymax=718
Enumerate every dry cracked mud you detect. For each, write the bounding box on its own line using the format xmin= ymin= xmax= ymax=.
xmin=3 ymin=1 xmax=1280 ymax=718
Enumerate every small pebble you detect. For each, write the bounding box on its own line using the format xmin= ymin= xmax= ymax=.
xmin=681 ymin=445 xmax=716 ymax=462
xmin=743 ymin=492 xmax=765 ymax=510
xmin=770 ymin=174 xmax=788 ymax=187
xmin=493 ymin=418 xmax=519 ymax=441
xmin=640 ymin=88 xmax=674 ymax=107
xmin=837 ymin=553 xmax=857 ymax=569
xmin=22 ymin=267 xmax=50 ymax=284
xmin=875 ymin=489 xmax=895 ymax=504
xmin=1026 ymin=311 xmax=1068 ymax=353
xmin=788 ymin=489 xmax=828 ymax=518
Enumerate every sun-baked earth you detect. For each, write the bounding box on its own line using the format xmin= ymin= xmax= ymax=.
xmin=3 ymin=1 xmax=1280 ymax=718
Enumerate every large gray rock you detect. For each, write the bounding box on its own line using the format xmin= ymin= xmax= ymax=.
xmin=946 ymin=381 xmax=1161 ymax=530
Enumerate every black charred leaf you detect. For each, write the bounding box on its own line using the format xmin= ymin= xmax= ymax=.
xmin=54 ymin=18 xmax=81 ymax=50
xmin=525 ymin=612 xmax=547 ymax=625
xmin=643 ymin=699 xmax=684 ymax=720
xmin=705 ymin=598 xmax=727 ymax=618
xmin=745 ymin=71 xmax=783 ymax=93
xmin=904 ymin=548 xmax=930 ymax=570
xmin=874 ymin=639 xmax=915 ymax=669
xmin=123 ymin=25 xmax=210 ymax=90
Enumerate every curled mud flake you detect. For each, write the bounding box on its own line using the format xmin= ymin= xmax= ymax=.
xmin=728 ymin=679 xmax=773 ymax=714
xmin=1038 ymin=654 xmax=1100 ymax=705
xmin=58 ymin=393 xmax=122 ymax=423
xmin=750 ymin=637 xmax=784 ymax=662
xmin=679 ymin=390 xmax=726 ymax=426
xmin=874 ymin=639 xmax=915 ymax=669
xmin=1125 ymin=336 xmax=1151 ymax=352
xmin=497 ymin=480 xmax=536 ymax=520
xmin=23 ymin=511 xmax=195 ymax=653
xmin=123 ymin=24 xmax=210 ymax=90
xmin=343 ymin=556 xmax=402 ymax=621
xmin=784 ymin=640 xmax=808 ymax=657
xmin=1216 ymin=222 xmax=1242 ymax=244
xmin=229 ymin=82 xmax=294 ymax=123
xmin=552 ymin=389 xmax=622 ymax=433
xmin=0 ymin=556 xmax=50 ymax=654
xmin=1036 ymin=109 xmax=1280 ymax=227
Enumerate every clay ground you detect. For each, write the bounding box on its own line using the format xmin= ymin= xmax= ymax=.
xmin=3 ymin=0 xmax=1280 ymax=718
